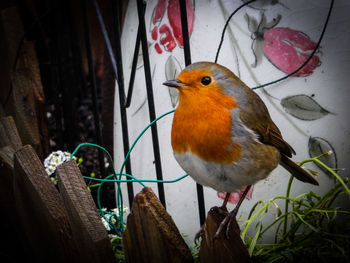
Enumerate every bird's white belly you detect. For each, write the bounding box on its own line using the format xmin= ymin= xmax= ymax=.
xmin=174 ymin=151 xmax=268 ymax=193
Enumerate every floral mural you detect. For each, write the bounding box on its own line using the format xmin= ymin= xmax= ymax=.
xmin=245 ymin=12 xmax=321 ymax=75
xmin=117 ymin=0 xmax=346 ymax=245
xmin=147 ymin=0 xmax=336 ymax=205
xmin=263 ymin=27 xmax=321 ymax=76
xmin=150 ymin=0 xmax=195 ymax=54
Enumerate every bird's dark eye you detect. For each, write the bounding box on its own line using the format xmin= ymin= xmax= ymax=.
xmin=201 ymin=76 xmax=211 ymax=85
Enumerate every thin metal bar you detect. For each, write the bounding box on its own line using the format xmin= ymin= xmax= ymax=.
xmin=55 ymin=0 xmax=76 ymax=150
xmin=91 ymin=0 xmax=119 ymax=84
xmin=112 ymin=0 xmax=136 ymax=206
xmin=124 ymin=23 xmax=141 ymax=108
xmin=179 ymin=0 xmax=192 ymax=65
xmin=92 ymin=0 xmax=135 ymax=205
xmin=179 ymin=0 xmax=206 ymax=226
xmin=136 ymin=0 xmax=166 ymax=207
xmin=82 ymin=0 xmax=105 ymax=177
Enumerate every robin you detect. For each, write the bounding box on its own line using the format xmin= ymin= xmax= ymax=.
xmin=163 ymin=61 xmax=318 ymax=239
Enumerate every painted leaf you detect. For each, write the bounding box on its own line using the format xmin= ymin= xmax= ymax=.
xmin=242 ymin=0 xmax=281 ymax=10
xmin=165 ymin=55 xmax=181 ymax=107
xmin=281 ymin=95 xmax=330 ymax=120
xmin=245 ymin=13 xmax=281 ymax=68
xmin=308 ymin=137 xmax=337 ymax=177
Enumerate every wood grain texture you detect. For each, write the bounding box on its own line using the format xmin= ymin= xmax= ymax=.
xmin=56 ymin=160 xmax=116 ymax=263
xmin=14 ymin=145 xmax=79 ymax=262
xmin=0 ymin=6 xmax=48 ymax=158
xmin=123 ymin=187 xmax=193 ymax=263
xmin=0 ymin=116 xmax=22 ymax=149
xmin=198 ymin=206 xmax=251 ymax=263
xmin=0 ymin=116 xmax=22 ymax=208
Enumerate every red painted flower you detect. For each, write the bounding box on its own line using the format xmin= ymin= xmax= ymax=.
xmin=151 ymin=0 xmax=194 ymax=54
xmin=245 ymin=13 xmax=321 ymax=76
xmin=217 ymin=186 xmax=253 ymax=205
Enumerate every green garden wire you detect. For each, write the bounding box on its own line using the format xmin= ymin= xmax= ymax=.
xmin=70 ymin=109 xmax=188 ymax=234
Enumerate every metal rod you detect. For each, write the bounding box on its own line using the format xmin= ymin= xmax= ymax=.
xmin=92 ymin=0 xmax=135 ymax=205
xmin=112 ymin=0 xmax=136 ymax=206
xmin=179 ymin=0 xmax=192 ymax=65
xmin=136 ymin=0 xmax=166 ymax=207
xmin=179 ymin=0 xmax=206 ymax=226
xmin=124 ymin=23 xmax=141 ymax=108
xmin=55 ymin=0 xmax=76 ymax=150
xmin=91 ymin=0 xmax=119 ymax=84
xmin=82 ymin=0 xmax=106 ymax=177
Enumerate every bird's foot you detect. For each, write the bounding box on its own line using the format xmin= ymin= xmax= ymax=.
xmin=194 ymin=206 xmax=228 ymax=244
xmin=213 ymin=207 xmax=238 ymax=240
xmin=217 ymin=204 xmax=228 ymax=216
xmin=194 ymin=224 xmax=205 ymax=245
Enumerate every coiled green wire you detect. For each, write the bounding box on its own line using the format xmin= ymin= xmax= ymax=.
xmin=70 ymin=109 xmax=188 ymax=234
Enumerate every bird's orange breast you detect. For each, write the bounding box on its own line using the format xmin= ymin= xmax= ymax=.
xmin=171 ymin=86 xmax=241 ymax=164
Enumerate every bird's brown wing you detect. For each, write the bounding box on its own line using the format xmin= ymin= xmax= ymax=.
xmin=238 ymin=86 xmax=318 ymax=185
xmin=238 ymin=86 xmax=295 ymax=157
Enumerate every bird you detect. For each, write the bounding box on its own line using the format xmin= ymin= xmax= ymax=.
xmin=163 ymin=61 xmax=318 ymax=239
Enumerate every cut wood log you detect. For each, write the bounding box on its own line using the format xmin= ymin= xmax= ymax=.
xmin=123 ymin=187 xmax=193 ymax=263
xmin=198 ymin=206 xmax=251 ymax=263
xmin=56 ymin=160 xmax=116 ymax=263
xmin=13 ymin=145 xmax=79 ymax=262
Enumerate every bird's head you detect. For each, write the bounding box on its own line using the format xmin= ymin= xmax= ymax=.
xmin=163 ymin=62 xmax=244 ymax=104
xmin=163 ymin=62 xmax=224 ymax=91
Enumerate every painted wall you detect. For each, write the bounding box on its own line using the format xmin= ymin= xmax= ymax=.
xmin=115 ymin=0 xmax=350 ymax=244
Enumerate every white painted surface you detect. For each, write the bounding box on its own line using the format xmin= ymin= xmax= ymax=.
xmin=114 ymin=0 xmax=350 ymax=244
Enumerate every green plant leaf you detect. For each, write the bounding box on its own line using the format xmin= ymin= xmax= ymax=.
xmin=308 ymin=137 xmax=338 ymax=177
xmin=281 ymin=94 xmax=330 ymax=120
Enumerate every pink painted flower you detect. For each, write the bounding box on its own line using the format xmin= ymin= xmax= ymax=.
xmin=246 ymin=13 xmax=321 ymax=76
xmin=263 ymin=27 xmax=321 ymax=76
xmin=151 ymin=0 xmax=194 ymax=54
xmin=217 ymin=186 xmax=253 ymax=205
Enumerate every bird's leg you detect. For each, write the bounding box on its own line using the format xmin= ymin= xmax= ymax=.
xmin=194 ymin=192 xmax=231 ymax=243
xmin=194 ymin=224 xmax=205 ymax=244
xmin=215 ymin=192 xmax=231 ymax=217
xmin=214 ymin=185 xmax=252 ymax=240
xmin=222 ymin=192 xmax=231 ymax=208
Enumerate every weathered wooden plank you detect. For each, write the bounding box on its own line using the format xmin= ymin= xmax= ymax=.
xmin=0 ymin=6 xmax=48 ymax=158
xmin=0 ymin=6 xmax=23 ymax=68
xmin=123 ymin=187 xmax=193 ymax=263
xmin=15 ymin=37 xmax=49 ymax=157
xmin=0 ymin=145 xmax=15 ymax=169
xmin=56 ymin=160 xmax=116 ymax=263
xmin=13 ymin=145 xmax=79 ymax=262
xmin=198 ymin=206 xmax=251 ymax=263
xmin=0 ymin=116 xmax=22 ymax=206
xmin=0 ymin=6 xmax=23 ymax=112
xmin=0 ymin=116 xmax=22 ymax=150
xmin=8 ymin=45 xmax=42 ymax=156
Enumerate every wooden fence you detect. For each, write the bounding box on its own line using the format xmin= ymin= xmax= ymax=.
xmin=0 ymin=4 xmax=251 ymax=263
xmin=1 ymin=116 xmax=251 ymax=263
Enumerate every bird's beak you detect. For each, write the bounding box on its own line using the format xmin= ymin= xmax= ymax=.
xmin=163 ymin=79 xmax=184 ymax=88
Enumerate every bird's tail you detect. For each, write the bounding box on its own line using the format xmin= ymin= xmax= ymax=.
xmin=280 ymin=154 xmax=319 ymax=185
